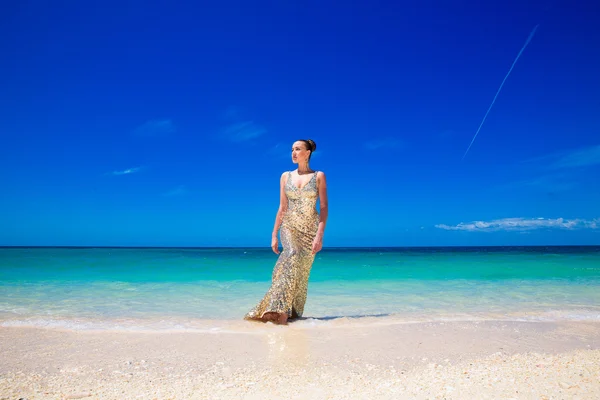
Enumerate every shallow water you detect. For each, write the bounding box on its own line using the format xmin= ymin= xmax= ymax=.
xmin=1 ymin=246 xmax=599 ymax=330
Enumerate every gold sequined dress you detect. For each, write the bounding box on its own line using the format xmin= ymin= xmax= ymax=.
xmin=244 ymin=171 xmax=319 ymax=320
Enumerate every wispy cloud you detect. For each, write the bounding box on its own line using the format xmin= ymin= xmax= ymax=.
xmin=110 ymin=167 xmax=143 ymax=176
xmin=133 ymin=119 xmax=176 ymax=136
xmin=223 ymin=121 xmax=267 ymax=142
xmin=219 ymin=106 xmax=267 ymax=142
xmin=436 ymin=217 xmax=599 ymax=232
xmin=522 ymin=144 xmax=600 ymax=171
xmin=496 ymin=173 xmax=577 ymax=193
xmin=222 ymin=106 xmax=240 ymax=120
xmin=549 ymin=144 xmax=600 ymax=170
xmin=163 ymin=185 xmax=187 ymax=197
xmin=364 ymin=138 xmax=402 ymax=151
xmin=267 ymin=143 xmax=291 ymax=159
xmin=504 ymin=144 xmax=600 ymax=193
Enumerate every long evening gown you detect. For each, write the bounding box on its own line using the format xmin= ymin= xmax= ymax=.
xmin=244 ymin=171 xmax=319 ymax=320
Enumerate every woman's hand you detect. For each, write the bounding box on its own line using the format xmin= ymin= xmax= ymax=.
xmin=312 ymin=233 xmax=323 ymax=255
xmin=271 ymin=236 xmax=280 ymax=254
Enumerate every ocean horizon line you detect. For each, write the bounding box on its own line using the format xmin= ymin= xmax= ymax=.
xmin=1 ymin=244 xmax=599 ymax=250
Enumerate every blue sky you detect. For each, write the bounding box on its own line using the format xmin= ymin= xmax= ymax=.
xmin=1 ymin=0 xmax=599 ymax=247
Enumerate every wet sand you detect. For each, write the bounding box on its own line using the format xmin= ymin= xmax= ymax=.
xmin=1 ymin=319 xmax=599 ymax=399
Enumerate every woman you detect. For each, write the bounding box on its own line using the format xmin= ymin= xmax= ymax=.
xmin=244 ymin=139 xmax=328 ymax=325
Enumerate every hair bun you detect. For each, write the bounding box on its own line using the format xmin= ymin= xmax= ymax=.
xmin=306 ymin=139 xmax=316 ymax=152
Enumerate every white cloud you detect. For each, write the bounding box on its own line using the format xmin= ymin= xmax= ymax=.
xmin=522 ymin=144 xmax=600 ymax=170
xmin=223 ymin=121 xmax=266 ymax=142
xmin=163 ymin=185 xmax=187 ymax=197
xmin=435 ymin=217 xmax=599 ymax=232
xmin=222 ymin=106 xmax=240 ymax=121
xmin=364 ymin=138 xmax=402 ymax=151
xmin=550 ymin=144 xmax=600 ymax=170
xmin=133 ymin=119 xmax=176 ymax=136
xmin=267 ymin=143 xmax=290 ymax=159
xmin=505 ymin=144 xmax=600 ymax=193
xmin=111 ymin=167 xmax=142 ymax=176
xmin=218 ymin=106 xmax=267 ymax=142
xmin=497 ymin=174 xmax=576 ymax=192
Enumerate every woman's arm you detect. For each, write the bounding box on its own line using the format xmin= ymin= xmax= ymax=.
xmin=271 ymin=172 xmax=289 ymax=254
xmin=312 ymin=171 xmax=328 ymax=254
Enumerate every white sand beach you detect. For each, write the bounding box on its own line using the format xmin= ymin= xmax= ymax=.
xmin=1 ymin=319 xmax=599 ymax=399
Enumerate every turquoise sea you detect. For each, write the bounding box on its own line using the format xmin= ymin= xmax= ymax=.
xmin=1 ymin=246 xmax=599 ymax=331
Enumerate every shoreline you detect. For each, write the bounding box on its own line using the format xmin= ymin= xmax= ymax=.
xmin=2 ymin=307 xmax=600 ymax=332
xmin=2 ymin=320 xmax=599 ymax=399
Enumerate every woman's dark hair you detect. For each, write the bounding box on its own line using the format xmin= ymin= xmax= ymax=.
xmin=300 ymin=139 xmax=317 ymax=160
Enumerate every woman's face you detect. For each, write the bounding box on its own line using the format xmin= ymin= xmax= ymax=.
xmin=291 ymin=141 xmax=310 ymax=164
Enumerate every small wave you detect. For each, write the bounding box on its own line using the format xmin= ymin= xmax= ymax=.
xmin=0 ymin=318 xmax=248 ymax=334
xmin=3 ymin=309 xmax=599 ymax=334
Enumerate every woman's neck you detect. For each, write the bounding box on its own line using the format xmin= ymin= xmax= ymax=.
xmin=297 ymin=162 xmax=312 ymax=174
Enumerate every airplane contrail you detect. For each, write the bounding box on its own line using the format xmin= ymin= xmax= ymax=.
xmin=462 ymin=25 xmax=540 ymax=160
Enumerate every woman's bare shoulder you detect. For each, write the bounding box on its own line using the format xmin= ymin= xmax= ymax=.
xmin=280 ymin=171 xmax=291 ymax=181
